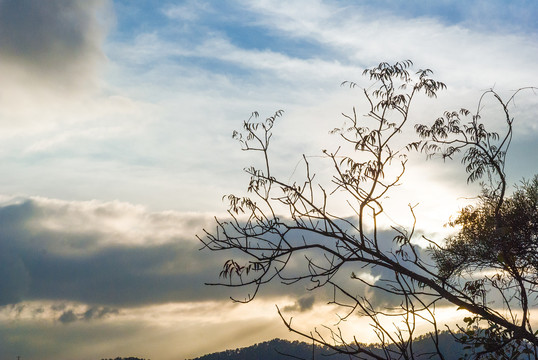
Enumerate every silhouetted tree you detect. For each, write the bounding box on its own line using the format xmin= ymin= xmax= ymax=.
xmin=199 ymin=61 xmax=537 ymax=359
xmin=433 ymin=176 xmax=538 ymax=359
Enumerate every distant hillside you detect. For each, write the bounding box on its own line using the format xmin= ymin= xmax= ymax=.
xmin=187 ymin=333 xmax=469 ymax=360
xmin=186 ymin=338 xmax=350 ymax=360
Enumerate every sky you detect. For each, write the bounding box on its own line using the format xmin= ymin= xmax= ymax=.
xmin=0 ymin=1 xmax=537 ymax=359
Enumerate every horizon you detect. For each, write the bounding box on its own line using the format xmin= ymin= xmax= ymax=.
xmin=0 ymin=1 xmax=537 ymax=359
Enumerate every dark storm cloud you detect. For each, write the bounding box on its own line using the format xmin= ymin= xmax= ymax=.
xmin=282 ymin=295 xmax=315 ymax=312
xmin=58 ymin=310 xmax=77 ymax=324
xmin=0 ymin=196 xmax=439 ymax=310
xmin=25 ymin=241 xmax=222 ymax=306
xmin=0 ymin=0 xmax=109 ymax=87
xmin=0 ymin=197 xmax=330 ymax=308
xmin=57 ymin=306 xmax=118 ymax=324
xmin=83 ymin=306 xmax=118 ymax=320
xmin=0 ymin=249 xmax=31 ymax=304
xmin=0 ymin=197 xmax=235 ymax=307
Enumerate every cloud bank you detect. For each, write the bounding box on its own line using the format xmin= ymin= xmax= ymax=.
xmin=0 ymin=194 xmax=420 ymax=319
xmin=0 ymin=196 xmax=223 ymax=307
xmin=0 ymin=196 xmax=332 ymax=309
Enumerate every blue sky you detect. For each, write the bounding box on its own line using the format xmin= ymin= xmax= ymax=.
xmin=0 ymin=1 xmax=537 ymax=359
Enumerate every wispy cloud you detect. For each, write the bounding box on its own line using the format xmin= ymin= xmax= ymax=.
xmin=162 ymin=1 xmax=213 ymax=21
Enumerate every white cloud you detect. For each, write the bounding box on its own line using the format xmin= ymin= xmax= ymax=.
xmin=3 ymin=0 xmax=534 ymax=214
xmin=162 ymin=1 xmax=212 ymax=21
xmin=240 ymin=0 xmax=538 ymax=89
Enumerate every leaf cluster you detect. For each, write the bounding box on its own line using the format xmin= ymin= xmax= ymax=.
xmin=434 ymin=175 xmax=538 ymax=279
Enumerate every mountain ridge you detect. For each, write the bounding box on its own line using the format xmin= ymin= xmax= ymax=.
xmin=186 ymin=332 xmax=468 ymax=360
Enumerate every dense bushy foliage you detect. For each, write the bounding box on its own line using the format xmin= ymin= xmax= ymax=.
xmin=435 ymin=175 xmax=538 ymax=279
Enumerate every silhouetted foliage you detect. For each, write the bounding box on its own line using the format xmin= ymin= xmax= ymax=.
xmin=436 ymin=176 xmax=538 ymax=279
xmin=200 ymin=60 xmax=537 ymax=359
xmin=435 ymin=176 xmax=538 ymax=360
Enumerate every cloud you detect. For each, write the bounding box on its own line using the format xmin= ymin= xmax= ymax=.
xmin=0 ymin=0 xmax=533 ymax=313
xmin=0 ymin=0 xmax=111 ymax=89
xmin=0 ymin=195 xmax=416 ymax=311
xmin=0 ymin=250 xmax=31 ymax=305
xmin=0 ymin=196 xmax=228 ymax=307
xmin=0 ymin=196 xmax=331 ymax=308
xmin=58 ymin=306 xmax=118 ymax=324
xmin=83 ymin=306 xmax=119 ymax=320
xmin=58 ymin=310 xmax=77 ymax=324
xmin=99 ymin=0 xmax=538 ymax=215
xmin=282 ymin=295 xmax=315 ymax=312
xmin=0 ymin=300 xmax=306 ymax=360
xmin=0 ymin=0 xmax=114 ymax=132
xmin=1 ymin=0 xmax=535 ymax=216
xmin=162 ymin=1 xmax=212 ymax=21
xmin=238 ymin=0 xmax=538 ymax=90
